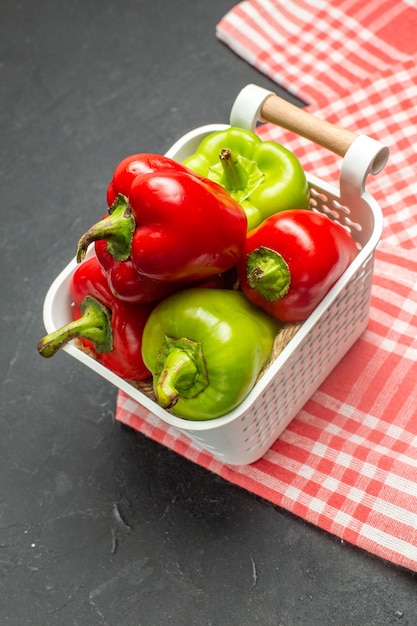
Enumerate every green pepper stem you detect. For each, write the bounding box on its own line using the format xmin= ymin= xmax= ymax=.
xmin=155 ymin=348 xmax=197 ymax=408
xmin=208 ymin=149 xmax=264 ymax=205
xmin=219 ymin=148 xmax=248 ymax=191
xmin=76 ymin=194 xmax=135 ymax=263
xmin=155 ymin=336 xmax=209 ymax=409
xmin=246 ymin=246 xmax=291 ymax=303
xmin=37 ymin=296 xmax=113 ymax=358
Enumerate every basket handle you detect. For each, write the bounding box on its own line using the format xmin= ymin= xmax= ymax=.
xmin=261 ymin=94 xmax=356 ymax=158
xmin=230 ymin=84 xmax=389 ymax=175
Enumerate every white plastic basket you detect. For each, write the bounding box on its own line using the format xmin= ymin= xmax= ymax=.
xmin=42 ymin=84 xmax=389 ymax=465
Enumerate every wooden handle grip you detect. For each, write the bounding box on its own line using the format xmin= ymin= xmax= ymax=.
xmin=261 ymin=94 xmax=358 ymax=157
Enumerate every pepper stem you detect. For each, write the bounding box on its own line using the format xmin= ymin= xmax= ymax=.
xmin=37 ymin=296 xmax=113 ymax=358
xmin=76 ymin=194 xmax=135 ymax=263
xmin=219 ymin=148 xmax=248 ymax=190
xmin=208 ymin=149 xmax=264 ymax=203
xmin=155 ymin=336 xmax=209 ymax=409
xmin=246 ymin=246 xmax=291 ymax=302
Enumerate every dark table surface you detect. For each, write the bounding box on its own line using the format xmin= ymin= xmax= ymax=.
xmin=2 ymin=1 xmax=416 ymax=624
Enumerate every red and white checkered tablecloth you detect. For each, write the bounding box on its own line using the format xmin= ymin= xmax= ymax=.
xmin=116 ymin=0 xmax=417 ymax=572
xmin=216 ymin=0 xmax=417 ymax=108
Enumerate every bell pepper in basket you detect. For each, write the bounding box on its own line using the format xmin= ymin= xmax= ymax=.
xmin=237 ymin=209 xmax=358 ymax=323
xmin=183 ymin=127 xmax=310 ymax=229
xmin=37 ymin=255 xmax=153 ymax=382
xmin=92 ymin=193 xmax=238 ymax=303
xmin=77 ymin=163 xmax=247 ymax=283
xmin=77 ymin=154 xmax=199 ymax=303
xmin=141 ymin=288 xmax=281 ymax=420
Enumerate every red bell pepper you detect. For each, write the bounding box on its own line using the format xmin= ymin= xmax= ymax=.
xmin=79 ymin=154 xmax=194 ymax=303
xmin=77 ymin=156 xmax=247 ymax=283
xmin=237 ymin=209 xmax=358 ymax=322
xmin=37 ymin=255 xmax=153 ymax=382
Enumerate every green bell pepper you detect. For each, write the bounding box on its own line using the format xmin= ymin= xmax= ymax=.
xmin=141 ymin=288 xmax=281 ymax=420
xmin=183 ymin=127 xmax=310 ymax=230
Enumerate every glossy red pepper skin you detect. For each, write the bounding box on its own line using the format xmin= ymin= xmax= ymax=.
xmin=69 ymin=255 xmax=153 ymax=381
xmin=96 ymin=154 xmax=192 ymax=302
xmin=37 ymin=255 xmax=149 ymax=383
xmin=94 ymin=238 xmax=180 ymax=303
xmin=106 ymin=153 xmax=191 ymax=206
xmin=77 ymin=153 xmax=242 ymax=298
xmin=238 ymin=209 xmax=358 ymax=323
xmin=127 ymin=170 xmax=247 ymax=282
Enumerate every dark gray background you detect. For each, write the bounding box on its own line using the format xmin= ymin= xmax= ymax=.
xmin=1 ymin=1 xmax=416 ymax=624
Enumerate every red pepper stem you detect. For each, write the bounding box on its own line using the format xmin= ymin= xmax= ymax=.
xmin=219 ymin=148 xmax=248 ymax=191
xmin=76 ymin=194 xmax=135 ymax=263
xmin=37 ymin=296 xmax=113 ymax=358
xmin=246 ymin=246 xmax=291 ymax=303
xmin=155 ymin=336 xmax=209 ymax=408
